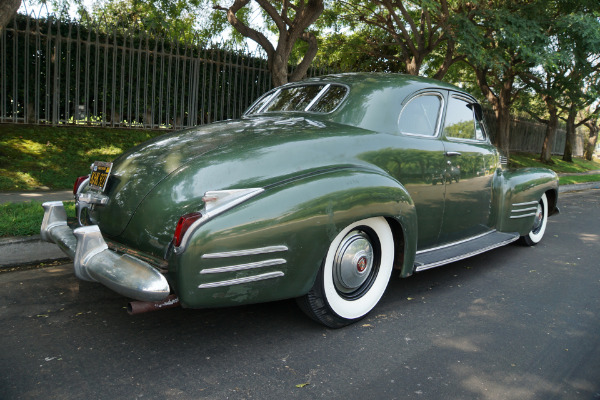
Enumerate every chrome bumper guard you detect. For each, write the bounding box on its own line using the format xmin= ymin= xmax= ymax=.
xmin=40 ymin=201 xmax=170 ymax=302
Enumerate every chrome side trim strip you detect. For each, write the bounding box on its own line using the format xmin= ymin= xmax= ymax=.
xmin=200 ymin=259 xmax=287 ymax=274
xmin=416 ymin=230 xmax=495 ymax=255
xmin=513 ymin=201 xmax=538 ymax=206
xmin=198 ymin=271 xmax=284 ymax=289
xmin=510 ymin=213 xmax=537 ymax=219
xmin=202 ymin=245 xmax=289 ymax=259
xmin=512 ymin=207 xmax=538 ymax=212
xmin=415 ymin=235 xmax=520 ymax=272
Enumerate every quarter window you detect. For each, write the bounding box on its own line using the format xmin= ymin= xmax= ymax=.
xmin=444 ymin=97 xmax=480 ymax=140
xmin=262 ymin=85 xmax=325 ymax=112
xmin=246 ymin=84 xmax=348 ymax=115
xmin=398 ymin=94 xmax=442 ymax=136
xmin=311 ymin=85 xmax=348 ymax=113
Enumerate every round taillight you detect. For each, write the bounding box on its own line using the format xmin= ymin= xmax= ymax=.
xmin=173 ymin=212 xmax=203 ymax=247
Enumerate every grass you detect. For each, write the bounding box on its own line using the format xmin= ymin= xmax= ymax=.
xmin=0 ymin=123 xmax=166 ymax=191
xmin=509 ymin=152 xmax=600 ymax=173
xmin=559 ymin=174 xmax=600 ymax=185
xmin=0 ymin=201 xmax=75 ymax=237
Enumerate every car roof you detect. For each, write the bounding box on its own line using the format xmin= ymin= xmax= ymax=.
xmin=286 ymin=73 xmax=470 ymax=135
xmin=296 ymin=72 xmax=463 ymax=93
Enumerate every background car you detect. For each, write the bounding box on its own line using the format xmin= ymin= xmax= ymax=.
xmin=41 ymin=73 xmax=559 ymax=328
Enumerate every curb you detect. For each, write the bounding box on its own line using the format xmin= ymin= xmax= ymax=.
xmin=0 ymin=235 xmax=68 ymax=269
xmin=559 ymin=182 xmax=600 ymax=193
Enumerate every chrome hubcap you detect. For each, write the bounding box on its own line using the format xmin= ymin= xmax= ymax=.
xmin=333 ymin=231 xmax=374 ymax=294
xmin=532 ymin=202 xmax=544 ymax=233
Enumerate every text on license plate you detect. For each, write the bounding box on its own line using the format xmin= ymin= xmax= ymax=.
xmin=89 ymin=161 xmax=113 ymax=191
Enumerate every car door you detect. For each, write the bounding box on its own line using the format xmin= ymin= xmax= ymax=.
xmin=394 ymin=91 xmax=448 ymax=249
xmin=438 ymin=93 xmax=496 ymax=243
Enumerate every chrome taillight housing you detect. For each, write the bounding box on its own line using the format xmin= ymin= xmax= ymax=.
xmin=172 ymin=188 xmax=264 ymax=252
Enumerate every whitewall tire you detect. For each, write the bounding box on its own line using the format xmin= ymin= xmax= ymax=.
xmin=297 ymin=217 xmax=395 ymax=328
xmin=519 ymin=193 xmax=548 ymax=246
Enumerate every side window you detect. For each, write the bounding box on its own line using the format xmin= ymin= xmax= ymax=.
xmin=398 ymin=94 xmax=442 ymax=136
xmin=444 ymin=97 xmax=478 ymax=140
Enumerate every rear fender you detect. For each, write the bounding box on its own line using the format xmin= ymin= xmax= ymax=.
xmin=168 ymin=168 xmax=417 ymax=308
xmin=493 ymin=168 xmax=559 ymax=235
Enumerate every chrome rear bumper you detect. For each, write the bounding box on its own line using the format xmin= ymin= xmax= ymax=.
xmin=40 ymin=201 xmax=170 ymax=302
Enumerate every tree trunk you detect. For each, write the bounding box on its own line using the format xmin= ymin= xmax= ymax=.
xmin=473 ymin=68 xmax=515 ymax=158
xmin=270 ymin=52 xmax=289 ymax=87
xmin=495 ymin=105 xmax=511 ymax=158
xmin=540 ymin=104 xmax=558 ymax=163
xmin=219 ymin=0 xmax=323 ymax=88
xmin=0 ymin=0 xmax=21 ymax=34
xmin=562 ymin=107 xmax=577 ymax=162
xmin=584 ymin=120 xmax=599 ymax=161
xmin=405 ymin=57 xmax=420 ymax=76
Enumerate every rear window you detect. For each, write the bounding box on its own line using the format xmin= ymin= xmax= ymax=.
xmin=246 ymin=84 xmax=348 ymax=115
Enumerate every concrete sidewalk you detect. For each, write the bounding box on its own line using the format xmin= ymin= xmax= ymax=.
xmin=0 ymin=189 xmax=73 ymax=204
xmin=1 ymin=190 xmax=73 ymax=268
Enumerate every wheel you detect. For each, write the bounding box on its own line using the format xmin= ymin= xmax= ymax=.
xmin=518 ymin=193 xmax=548 ymax=246
xmin=297 ymin=217 xmax=395 ymax=328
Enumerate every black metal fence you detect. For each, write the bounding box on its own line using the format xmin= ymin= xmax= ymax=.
xmin=0 ymin=13 xmax=331 ymax=129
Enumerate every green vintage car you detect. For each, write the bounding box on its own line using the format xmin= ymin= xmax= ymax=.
xmin=41 ymin=73 xmax=559 ymax=328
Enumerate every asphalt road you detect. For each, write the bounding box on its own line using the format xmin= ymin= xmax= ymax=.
xmin=1 ymin=190 xmax=599 ymax=400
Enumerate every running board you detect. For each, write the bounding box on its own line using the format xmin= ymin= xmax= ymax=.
xmin=414 ymin=231 xmax=520 ymax=272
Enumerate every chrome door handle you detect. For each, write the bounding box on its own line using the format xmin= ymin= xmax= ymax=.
xmin=445 ymin=151 xmax=462 ymax=157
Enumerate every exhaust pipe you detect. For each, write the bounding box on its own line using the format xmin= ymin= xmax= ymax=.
xmin=127 ymin=295 xmax=180 ymax=315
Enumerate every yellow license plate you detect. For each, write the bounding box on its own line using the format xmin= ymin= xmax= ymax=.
xmin=89 ymin=161 xmax=113 ymax=191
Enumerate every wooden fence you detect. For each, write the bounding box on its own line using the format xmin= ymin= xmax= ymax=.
xmin=485 ymin=111 xmax=584 ymax=156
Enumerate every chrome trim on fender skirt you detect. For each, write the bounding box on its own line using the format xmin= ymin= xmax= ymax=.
xmin=510 ymin=213 xmax=537 ymax=219
xmin=198 ymin=271 xmax=284 ymax=289
xmin=510 ymin=200 xmax=540 ymax=219
xmin=40 ymin=201 xmax=170 ymax=302
xmin=513 ymin=200 xmax=538 ymax=206
xmin=201 ymin=245 xmax=289 ymax=259
xmin=200 ymin=258 xmax=287 ymax=274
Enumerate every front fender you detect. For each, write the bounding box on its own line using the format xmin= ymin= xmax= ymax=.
xmin=493 ymin=167 xmax=559 ymax=235
xmin=167 ymin=168 xmax=417 ymax=309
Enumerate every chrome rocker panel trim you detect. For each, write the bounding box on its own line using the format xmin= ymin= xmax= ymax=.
xmin=40 ymin=201 xmax=170 ymax=302
xmin=414 ymin=230 xmax=520 ymax=272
